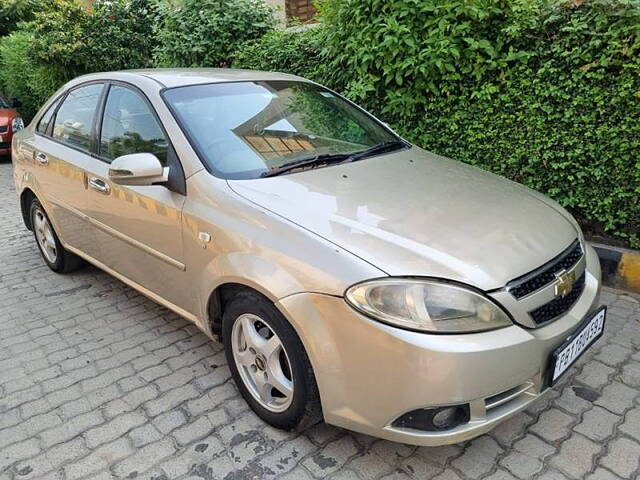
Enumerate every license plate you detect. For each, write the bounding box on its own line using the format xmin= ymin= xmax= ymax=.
xmin=547 ymin=306 xmax=606 ymax=385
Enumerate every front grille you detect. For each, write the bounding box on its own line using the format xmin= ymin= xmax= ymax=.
xmin=0 ymin=126 xmax=7 ymax=133
xmin=529 ymin=273 xmax=585 ymax=324
xmin=507 ymin=240 xmax=583 ymax=299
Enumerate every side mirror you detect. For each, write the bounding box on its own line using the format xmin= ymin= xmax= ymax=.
xmin=108 ymin=153 xmax=169 ymax=186
xmin=11 ymin=99 xmax=22 ymax=109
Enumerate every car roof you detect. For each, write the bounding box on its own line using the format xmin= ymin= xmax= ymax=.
xmin=73 ymin=68 xmax=309 ymax=89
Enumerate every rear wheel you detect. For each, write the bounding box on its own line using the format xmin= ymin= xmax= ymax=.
xmin=222 ymin=291 xmax=322 ymax=431
xmin=30 ymin=199 xmax=83 ymax=273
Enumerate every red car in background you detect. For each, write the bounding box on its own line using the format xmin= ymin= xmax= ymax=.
xmin=0 ymin=94 xmax=24 ymax=156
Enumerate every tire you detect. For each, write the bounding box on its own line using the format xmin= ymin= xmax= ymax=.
xmin=222 ymin=290 xmax=323 ymax=431
xmin=30 ymin=198 xmax=84 ymax=273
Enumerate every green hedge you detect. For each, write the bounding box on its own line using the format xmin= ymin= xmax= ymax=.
xmin=317 ymin=0 xmax=640 ymax=247
xmin=0 ymin=31 xmax=66 ymax=119
xmin=1 ymin=0 xmax=638 ymax=246
xmin=233 ymin=26 xmax=328 ymax=81
xmin=153 ymin=0 xmax=276 ymax=68
xmin=0 ymin=0 xmax=157 ymax=120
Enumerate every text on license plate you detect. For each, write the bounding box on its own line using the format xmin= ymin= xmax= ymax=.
xmin=552 ymin=308 xmax=606 ymax=382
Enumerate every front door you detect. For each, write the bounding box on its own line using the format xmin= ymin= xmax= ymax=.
xmin=83 ymin=84 xmax=193 ymax=315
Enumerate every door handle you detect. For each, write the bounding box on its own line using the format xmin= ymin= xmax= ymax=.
xmin=88 ymin=177 xmax=111 ymax=195
xmin=35 ymin=152 xmax=48 ymax=165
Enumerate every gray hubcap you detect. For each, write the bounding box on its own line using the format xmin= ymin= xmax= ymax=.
xmin=231 ymin=313 xmax=294 ymax=412
xmin=33 ymin=208 xmax=57 ymax=264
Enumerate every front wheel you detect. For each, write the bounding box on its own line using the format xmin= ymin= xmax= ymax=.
xmin=222 ymin=291 xmax=322 ymax=431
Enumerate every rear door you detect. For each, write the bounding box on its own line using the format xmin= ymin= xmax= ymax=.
xmin=82 ymin=83 xmax=192 ymax=314
xmin=30 ymin=83 xmax=105 ymax=253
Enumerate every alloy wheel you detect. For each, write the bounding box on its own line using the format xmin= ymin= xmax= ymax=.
xmin=231 ymin=313 xmax=294 ymax=412
xmin=33 ymin=208 xmax=57 ymax=264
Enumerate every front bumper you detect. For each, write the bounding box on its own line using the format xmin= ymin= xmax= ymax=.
xmin=276 ymin=244 xmax=601 ymax=446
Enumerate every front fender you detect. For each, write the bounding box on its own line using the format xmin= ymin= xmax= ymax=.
xmin=198 ymin=251 xmax=307 ymax=310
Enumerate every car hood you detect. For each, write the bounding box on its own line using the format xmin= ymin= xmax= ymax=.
xmin=227 ymin=147 xmax=579 ymax=291
xmin=0 ymin=108 xmax=18 ymax=125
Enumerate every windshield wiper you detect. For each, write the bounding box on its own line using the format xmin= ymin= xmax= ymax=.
xmin=344 ymin=140 xmax=409 ymax=163
xmin=261 ymin=153 xmax=351 ymax=177
xmin=260 ymin=140 xmax=409 ymax=178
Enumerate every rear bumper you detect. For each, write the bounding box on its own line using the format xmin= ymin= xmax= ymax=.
xmin=276 ymin=246 xmax=601 ymax=446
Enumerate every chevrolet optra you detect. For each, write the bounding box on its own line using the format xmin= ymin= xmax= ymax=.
xmin=12 ymin=69 xmax=605 ymax=445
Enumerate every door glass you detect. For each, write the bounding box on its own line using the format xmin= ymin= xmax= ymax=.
xmin=37 ymin=96 xmax=62 ymax=135
xmin=100 ymin=86 xmax=169 ymax=165
xmin=52 ymin=84 xmax=104 ymax=151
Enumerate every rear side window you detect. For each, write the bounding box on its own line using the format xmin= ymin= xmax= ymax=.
xmin=37 ymin=97 xmax=62 ymax=135
xmin=99 ymin=85 xmax=169 ymax=165
xmin=53 ymin=83 xmax=104 ymax=151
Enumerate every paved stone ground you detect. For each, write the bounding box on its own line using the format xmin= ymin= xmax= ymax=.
xmin=1 ymin=159 xmax=640 ymax=480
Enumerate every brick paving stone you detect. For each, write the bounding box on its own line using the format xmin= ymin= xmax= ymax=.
xmin=619 ymin=407 xmax=640 ymax=442
xmin=530 ymin=408 xmax=575 ymax=443
xmin=599 ymin=437 xmax=640 ymax=478
xmin=483 ymin=469 xmax=518 ymax=480
xmin=451 ymin=436 xmax=503 ymax=478
xmin=1 ymin=161 xmax=640 ymax=480
xmin=594 ymin=381 xmax=638 ymax=414
xmin=350 ymin=450 xmax=396 ymax=479
xmin=595 ymin=343 xmax=631 ymax=367
xmin=84 ymin=411 xmax=147 ymax=448
xmin=550 ymin=434 xmax=601 ymax=479
xmin=500 ymin=451 xmax=545 ymax=479
xmin=64 ymin=438 xmax=133 ymax=479
xmin=575 ymin=361 xmax=616 ymax=389
xmin=620 ymin=361 xmax=640 ymax=387
xmin=553 ymin=384 xmax=594 ymax=415
xmin=585 ymin=468 xmax=623 ymax=480
xmin=512 ymin=434 xmax=555 ymax=460
xmin=303 ymin=436 xmax=361 ymax=477
xmin=414 ymin=444 xmax=463 ymax=468
xmin=490 ymin=412 xmax=533 ymax=446
xmin=574 ymin=406 xmax=620 ymax=441
xmin=111 ymin=438 xmax=176 ymax=478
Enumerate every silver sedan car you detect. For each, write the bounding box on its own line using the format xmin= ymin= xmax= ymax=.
xmin=12 ymin=69 xmax=605 ymax=446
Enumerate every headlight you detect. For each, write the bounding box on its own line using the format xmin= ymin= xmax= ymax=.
xmin=345 ymin=279 xmax=512 ymax=333
xmin=12 ymin=117 xmax=24 ymax=132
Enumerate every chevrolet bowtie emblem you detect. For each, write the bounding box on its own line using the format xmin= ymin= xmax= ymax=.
xmin=554 ymin=269 xmax=576 ymax=298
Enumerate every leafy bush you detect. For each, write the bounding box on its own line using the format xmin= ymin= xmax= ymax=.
xmin=31 ymin=0 xmax=156 ymax=77
xmin=319 ymin=0 xmax=640 ymax=247
xmin=154 ymin=0 xmax=276 ymax=68
xmin=0 ymin=0 xmax=157 ymax=119
xmin=319 ymin=0 xmax=539 ymax=114
xmin=0 ymin=0 xmax=53 ymax=37
xmin=233 ymin=26 xmax=327 ymax=81
xmin=0 ymin=31 xmax=66 ymax=119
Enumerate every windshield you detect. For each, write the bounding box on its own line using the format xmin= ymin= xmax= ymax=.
xmin=163 ymin=81 xmax=399 ymax=179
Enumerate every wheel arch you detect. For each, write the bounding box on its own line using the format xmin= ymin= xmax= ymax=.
xmin=208 ymin=282 xmax=250 ymax=335
xmin=20 ymin=188 xmax=37 ymax=230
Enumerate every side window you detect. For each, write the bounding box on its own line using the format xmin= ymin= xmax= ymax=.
xmin=52 ymin=84 xmax=104 ymax=151
xmin=100 ymin=86 xmax=168 ymax=165
xmin=36 ymin=96 xmax=62 ymax=135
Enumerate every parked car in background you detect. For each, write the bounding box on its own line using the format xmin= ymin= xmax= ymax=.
xmin=0 ymin=93 xmax=24 ymax=156
xmin=11 ymin=69 xmax=604 ymax=446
